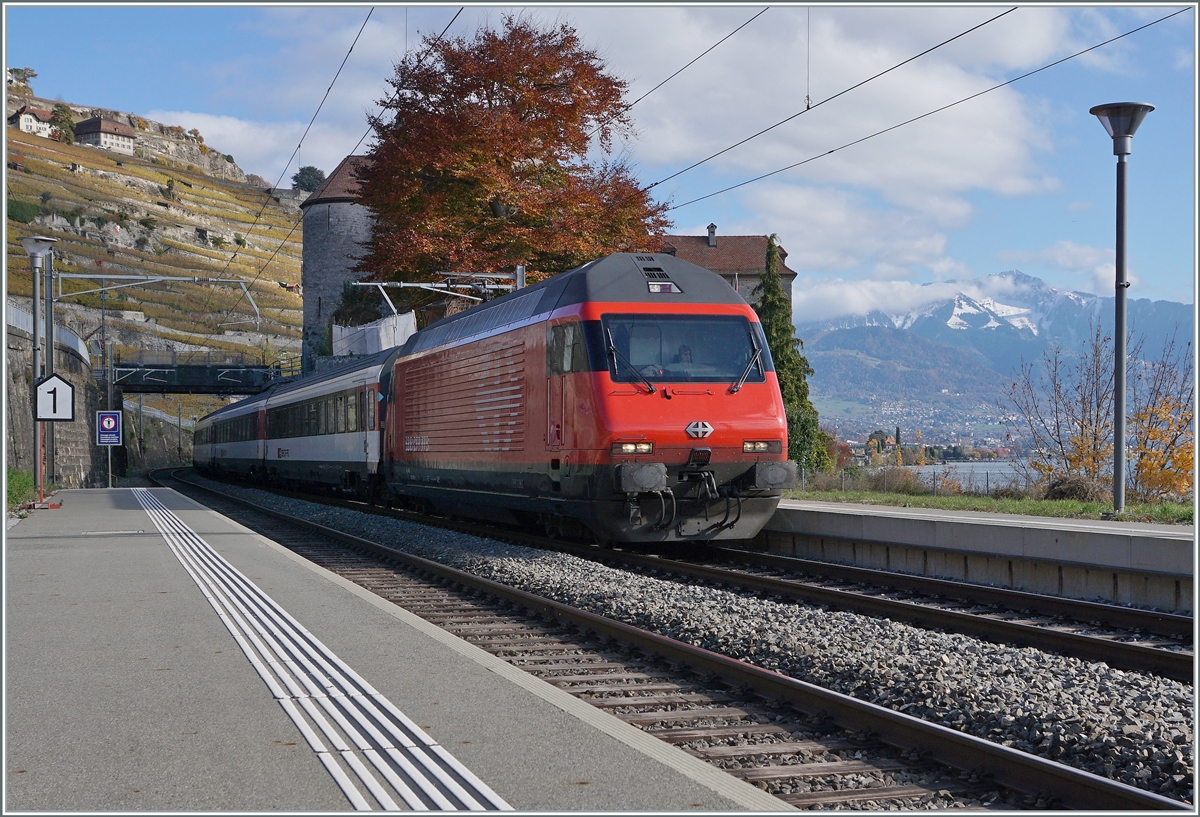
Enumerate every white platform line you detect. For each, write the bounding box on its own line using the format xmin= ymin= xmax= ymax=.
xmin=142 ymin=490 xmax=509 ymax=807
xmin=134 ymin=488 xmax=511 ymax=811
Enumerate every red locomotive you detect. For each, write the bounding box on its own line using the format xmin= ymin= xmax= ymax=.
xmin=195 ymin=252 xmax=795 ymax=542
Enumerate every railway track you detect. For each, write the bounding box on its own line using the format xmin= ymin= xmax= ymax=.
xmin=194 ymin=473 xmax=1192 ymax=683
xmin=540 ymin=541 xmax=1195 ymax=684
xmin=154 ymin=469 xmax=1188 ymax=810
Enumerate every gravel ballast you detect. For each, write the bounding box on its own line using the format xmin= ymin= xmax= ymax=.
xmin=194 ymin=479 xmax=1195 ymax=804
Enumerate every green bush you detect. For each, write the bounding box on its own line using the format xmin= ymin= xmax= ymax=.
xmin=7 ymin=198 xmax=39 ymax=223
xmin=7 ymin=468 xmax=34 ymax=510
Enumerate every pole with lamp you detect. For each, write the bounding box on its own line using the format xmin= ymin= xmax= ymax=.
xmin=1088 ymin=102 xmax=1154 ymax=514
xmin=45 ymin=251 xmax=56 ymax=482
xmin=20 ymin=236 xmax=58 ymax=504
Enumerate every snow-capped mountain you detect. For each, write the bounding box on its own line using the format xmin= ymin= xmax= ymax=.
xmin=796 ymin=270 xmax=1190 ymax=375
xmin=795 ymin=271 xmax=1192 ymax=438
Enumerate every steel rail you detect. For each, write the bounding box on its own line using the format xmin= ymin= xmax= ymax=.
xmin=156 ymin=469 xmax=1189 ymax=811
xmin=709 ymin=545 xmax=1192 ymax=637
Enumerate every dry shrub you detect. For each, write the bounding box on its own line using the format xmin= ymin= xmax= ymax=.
xmin=993 ymin=482 xmax=1037 ymax=500
xmin=1044 ymin=476 xmax=1111 ymax=503
xmin=936 ymin=476 xmax=964 ymax=495
xmin=867 ymin=467 xmax=927 ymax=495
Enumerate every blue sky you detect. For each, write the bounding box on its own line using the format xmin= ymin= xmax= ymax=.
xmin=5 ymin=4 xmax=1195 ymax=316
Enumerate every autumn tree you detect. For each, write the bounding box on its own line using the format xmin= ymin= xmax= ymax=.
xmin=1003 ymin=324 xmax=1114 ymax=487
xmin=753 ymin=234 xmax=831 ymax=471
xmin=1128 ymin=328 xmax=1193 ymax=501
xmin=1001 ymin=322 xmax=1194 ymax=503
xmin=354 ymin=15 xmax=669 ymax=304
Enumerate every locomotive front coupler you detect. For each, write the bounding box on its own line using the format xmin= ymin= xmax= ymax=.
xmin=676 ymin=469 xmax=722 ymax=502
xmin=626 ymin=493 xmax=643 ymax=525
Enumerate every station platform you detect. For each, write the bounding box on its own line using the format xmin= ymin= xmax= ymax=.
xmin=762 ymin=499 xmax=1194 ymax=612
xmin=6 ymin=488 xmax=786 ymax=812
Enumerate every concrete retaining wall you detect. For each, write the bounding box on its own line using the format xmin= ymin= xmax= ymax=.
xmin=757 ymin=500 xmax=1194 ymax=613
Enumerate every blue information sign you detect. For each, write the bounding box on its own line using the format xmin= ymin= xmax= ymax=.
xmin=97 ymin=411 xmax=122 ymax=446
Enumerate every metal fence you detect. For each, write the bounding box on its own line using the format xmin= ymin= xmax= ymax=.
xmin=797 ymin=464 xmax=1040 ymax=497
xmin=5 ymin=301 xmax=91 ymax=364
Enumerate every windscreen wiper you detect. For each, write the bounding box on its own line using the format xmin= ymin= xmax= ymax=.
xmin=606 ymin=327 xmax=657 ymax=393
xmin=730 ymin=345 xmax=763 ymax=394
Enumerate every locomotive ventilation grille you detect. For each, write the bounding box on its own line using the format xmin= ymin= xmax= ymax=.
xmin=639 ymin=267 xmax=672 ymax=280
xmin=404 ymin=340 xmax=526 ymax=454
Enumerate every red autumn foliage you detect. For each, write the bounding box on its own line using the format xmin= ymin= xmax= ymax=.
xmin=354 ymin=15 xmax=670 ymax=294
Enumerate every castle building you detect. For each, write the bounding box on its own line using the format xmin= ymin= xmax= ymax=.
xmin=298 ymin=155 xmax=373 ymax=374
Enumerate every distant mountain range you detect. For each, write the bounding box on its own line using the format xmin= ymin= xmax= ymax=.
xmin=796 ymin=271 xmax=1193 ymax=440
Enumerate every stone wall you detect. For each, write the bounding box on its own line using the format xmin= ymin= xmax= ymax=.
xmin=6 ymin=326 xmax=106 ymax=487
xmin=300 ymin=200 xmax=375 ymax=374
xmin=6 ymin=329 xmax=193 ymax=488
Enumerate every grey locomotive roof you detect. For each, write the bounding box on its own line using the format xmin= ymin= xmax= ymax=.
xmin=404 ymin=252 xmax=750 ymax=355
xmin=200 ymin=253 xmax=751 ymax=423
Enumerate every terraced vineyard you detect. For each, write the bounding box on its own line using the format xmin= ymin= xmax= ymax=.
xmin=6 ymin=125 xmax=304 ymax=366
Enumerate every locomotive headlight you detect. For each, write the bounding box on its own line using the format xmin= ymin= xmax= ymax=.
xmin=743 ymin=440 xmax=781 ymax=453
xmin=612 ymin=441 xmax=654 ymax=454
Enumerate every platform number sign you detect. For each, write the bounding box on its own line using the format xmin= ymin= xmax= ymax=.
xmin=97 ymin=411 xmax=122 ymax=446
xmin=35 ymin=373 xmax=75 ymax=421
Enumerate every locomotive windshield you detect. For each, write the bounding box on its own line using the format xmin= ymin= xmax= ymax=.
xmin=599 ymin=314 xmax=769 ymax=384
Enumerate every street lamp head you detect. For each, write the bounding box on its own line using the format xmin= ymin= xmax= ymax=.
xmin=1089 ymin=102 xmax=1154 ymax=156
xmin=19 ymin=236 xmax=57 ymax=261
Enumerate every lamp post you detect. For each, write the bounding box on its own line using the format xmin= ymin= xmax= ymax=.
xmin=1089 ymin=102 xmax=1154 ymax=513
xmin=19 ymin=236 xmax=58 ymax=504
xmin=45 ymin=251 xmax=56 ymax=482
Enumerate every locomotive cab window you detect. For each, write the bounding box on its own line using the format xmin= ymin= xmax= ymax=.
xmin=601 ymin=314 xmax=769 ymax=384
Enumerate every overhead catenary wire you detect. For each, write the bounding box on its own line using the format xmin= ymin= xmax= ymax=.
xmin=350 ymin=7 xmax=460 ymax=154
xmin=216 ymin=7 xmax=465 ymax=359
xmin=585 ymin=7 xmax=769 ymax=140
xmin=188 ymin=7 xmax=376 ymax=356
xmin=646 ymin=6 xmax=1018 ymax=191
xmin=666 ymin=7 xmax=1190 ymax=212
xmin=197 ymin=7 xmax=460 ymax=355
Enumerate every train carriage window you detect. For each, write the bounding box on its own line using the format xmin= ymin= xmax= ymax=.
xmin=347 ymin=390 xmax=357 ymax=433
xmin=318 ymin=400 xmax=326 ymax=435
xmin=336 ymin=395 xmax=346 ymax=433
xmin=358 ymin=390 xmax=366 ymax=432
xmin=325 ymin=398 xmax=334 ymax=435
xmin=368 ymin=388 xmax=376 ymax=430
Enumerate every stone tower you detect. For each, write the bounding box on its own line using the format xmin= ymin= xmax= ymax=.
xmin=299 ymin=155 xmax=373 ymax=374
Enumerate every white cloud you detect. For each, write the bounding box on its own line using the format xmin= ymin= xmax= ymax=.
xmin=145 ymin=110 xmax=368 ymax=186
xmin=791 ymin=277 xmax=967 ymax=325
xmin=727 ymin=183 xmax=960 ymax=279
xmin=575 ymin=6 xmax=1063 ymax=210
xmin=997 ymin=240 xmax=1137 ymax=295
